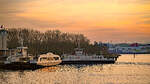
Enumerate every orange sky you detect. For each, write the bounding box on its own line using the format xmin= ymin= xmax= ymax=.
xmin=0 ymin=0 xmax=150 ymax=43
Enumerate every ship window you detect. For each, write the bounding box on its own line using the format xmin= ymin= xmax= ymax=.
xmin=40 ymin=57 xmax=47 ymax=61
xmin=99 ymin=57 xmax=102 ymax=59
xmin=48 ymin=57 xmax=55 ymax=60
xmin=40 ymin=57 xmax=59 ymax=61
xmin=20 ymin=58 xmax=30 ymax=61
xmin=54 ymin=57 xmax=59 ymax=60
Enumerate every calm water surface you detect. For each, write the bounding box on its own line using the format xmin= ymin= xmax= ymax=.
xmin=0 ymin=54 xmax=150 ymax=84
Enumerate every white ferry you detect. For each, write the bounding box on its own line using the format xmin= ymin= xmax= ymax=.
xmin=37 ymin=52 xmax=62 ymax=66
xmin=61 ymin=48 xmax=120 ymax=64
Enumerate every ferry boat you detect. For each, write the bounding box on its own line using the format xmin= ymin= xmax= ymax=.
xmin=37 ymin=52 xmax=62 ymax=66
xmin=61 ymin=48 xmax=120 ymax=64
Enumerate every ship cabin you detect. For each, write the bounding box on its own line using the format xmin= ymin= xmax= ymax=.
xmin=16 ymin=47 xmax=28 ymax=57
xmin=37 ymin=53 xmax=62 ymax=66
xmin=74 ymin=48 xmax=84 ymax=56
xmin=38 ymin=53 xmax=61 ymax=62
xmin=5 ymin=46 xmax=34 ymax=63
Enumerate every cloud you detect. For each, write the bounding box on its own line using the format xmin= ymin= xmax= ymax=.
xmin=0 ymin=15 xmax=77 ymax=31
xmin=0 ymin=0 xmax=25 ymax=16
xmin=137 ymin=20 xmax=150 ymax=25
xmin=142 ymin=15 xmax=150 ymax=19
xmin=0 ymin=0 xmax=150 ymax=43
xmin=87 ymin=28 xmax=118 ymax=32
xmin=111 ymin=0 xmax=150 ymax=4
xmin=0 ymin=0 xmax=38 ymax=15
xmin=142 ymin=20 xmax=150 ymax=24
xmin=0 ymin=10 xmax=24 ymax=14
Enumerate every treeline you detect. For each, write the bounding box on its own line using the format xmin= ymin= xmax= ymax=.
xmin=7 ymin=28 xmax=101 ymax=57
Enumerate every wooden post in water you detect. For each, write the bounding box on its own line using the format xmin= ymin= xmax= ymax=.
xmin=133 ymin=53 xmax=135 ymax=58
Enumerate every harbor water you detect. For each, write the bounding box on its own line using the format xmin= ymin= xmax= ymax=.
xmin=0 ymin=54 xmax=150 ymax=84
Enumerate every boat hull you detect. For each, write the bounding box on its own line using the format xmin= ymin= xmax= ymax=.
xmin=0 ymin=62 xmax=45 ymax=70
xmin=37 ymin=61 xmax=62 ymax=67
xmin=61 ymin=60 xmax=115 ymax=64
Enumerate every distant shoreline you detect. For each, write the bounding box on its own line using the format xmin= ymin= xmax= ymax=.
xmin=120 ymin=53 xmax=150 ymax=54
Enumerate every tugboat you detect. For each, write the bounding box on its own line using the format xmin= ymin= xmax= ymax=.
xmin=61 ymin=48 xmax=120 ymax=64
xmin=3 ymin=46 xmax=36 ymax=70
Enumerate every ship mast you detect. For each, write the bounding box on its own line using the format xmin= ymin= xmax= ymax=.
xmin=18 ymin=29 xmax=24 ymax=47
xmin=77 ymin=40 xmax=81 ymax=49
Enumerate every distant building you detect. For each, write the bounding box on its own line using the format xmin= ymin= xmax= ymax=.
xmin=108 ymin=43 xmax=150 ymax=54
xmin=98 ymin=42 xmax=150 ymax=54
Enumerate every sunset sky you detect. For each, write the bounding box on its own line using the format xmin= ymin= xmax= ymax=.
xmin=0 ymin=0 xmax=150 ymax=43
